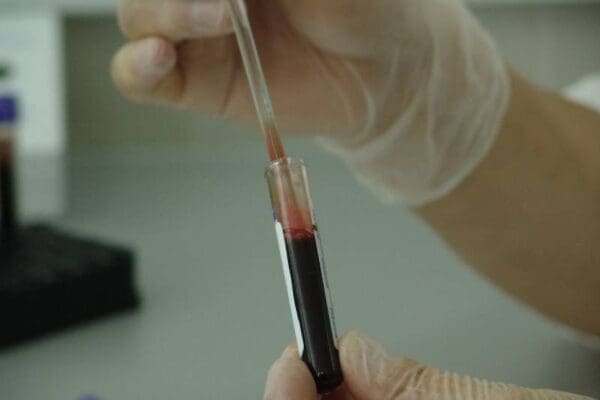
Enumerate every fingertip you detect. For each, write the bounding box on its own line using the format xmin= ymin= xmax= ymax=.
xmin=338 ymin=330 xmax=371 ymax=358
xmin=119 ymin=0 xmax=233 ymax=41
xmin=337 ymin=331 xmax=391 ymax=399
xmin=125 ymin=37 xmax=176 ymax=82
xmin=112 ymin=37 xmax=181 ymax=103
xmin=338 ymin=332 xmax=430 ymax=400
xmin=264 ymin=347 xmax=318 ymax=400
xmin=280 ymin=342 xmax=299 ymax=359
xmin=190 ymin=1 xmax=233 ymax=37
xmin=148 ymin=37 xmax=177 ymax=71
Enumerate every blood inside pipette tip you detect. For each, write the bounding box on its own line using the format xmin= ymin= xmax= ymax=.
xmin=264 ymin=124 xmax=286 ymax=162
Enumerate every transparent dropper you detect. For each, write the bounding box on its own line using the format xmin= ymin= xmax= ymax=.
xmin=225 ymin=0 xmax=286 ymax=162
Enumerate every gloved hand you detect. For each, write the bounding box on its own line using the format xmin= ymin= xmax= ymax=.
xmin=113 ymin=0 xmax=509 ymax=204
xmin=265 ymin=332 xmax=593 ymax=400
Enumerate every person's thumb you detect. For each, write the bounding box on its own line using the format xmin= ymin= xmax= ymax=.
xmin=338 ymin=331 xmax=593 ymax=400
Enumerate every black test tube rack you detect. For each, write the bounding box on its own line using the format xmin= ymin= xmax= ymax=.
xmin=0 ymin=78 xmax=139 ymax=349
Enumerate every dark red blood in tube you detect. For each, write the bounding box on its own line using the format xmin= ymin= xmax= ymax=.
xmin=283 ymin=228 xmax=342 ymax=394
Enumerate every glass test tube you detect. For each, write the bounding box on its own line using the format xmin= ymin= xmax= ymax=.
xmin=265 ymin=158 xmax=343 ymax=394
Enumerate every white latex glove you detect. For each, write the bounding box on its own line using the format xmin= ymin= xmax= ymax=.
xmin=112 ymin=0 xmax=509 ymax=205
xmin=316 ymin=2 xmax=510 ymax=205
xmin=265 ymin=332 xmax=594 ymax=400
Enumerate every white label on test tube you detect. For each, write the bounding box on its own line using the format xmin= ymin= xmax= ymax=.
xmin=275 ymin=221 xmax=305 ymax=356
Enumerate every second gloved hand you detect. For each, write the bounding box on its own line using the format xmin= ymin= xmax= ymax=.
xmin=265 ymin=332 xmax=593 ymax=400
xmin=112 ymin=0 xmax=509 ymax=204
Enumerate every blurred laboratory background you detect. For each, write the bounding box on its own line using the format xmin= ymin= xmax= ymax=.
xmin=1 ymin=0 xmax=600 ymax=399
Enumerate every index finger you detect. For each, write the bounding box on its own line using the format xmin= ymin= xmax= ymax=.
xmin=118 ymin=0 xmax=232 ymax=41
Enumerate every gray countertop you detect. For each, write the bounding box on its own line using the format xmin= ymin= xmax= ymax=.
xmin=0 ymin=138 xmax=598 ymax=399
